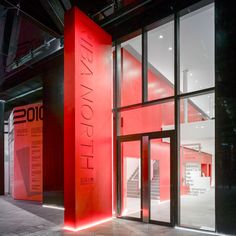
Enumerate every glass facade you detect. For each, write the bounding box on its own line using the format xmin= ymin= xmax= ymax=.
xmin=180 ymin=93 xmax=215 ymax=230
xmin=120 ymin=35 xmax=142 ymax=107
xmin=147 ymin=20 xmax=174 ymax=100
xmin=114 ymin=1 xmax=215 ymax=232
xmin=119 ymin=100 xmax=174 ymax=136
xmin=180 ymin=4 xmax=215 ymax=93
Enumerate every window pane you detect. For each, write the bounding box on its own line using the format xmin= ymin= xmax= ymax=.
xmin=148 ymin=20 xmax=174 ymax=100
xmin=121 ymin=35 xmax=142 ymax=107
xmin=180 ymin=93 xmax=215 ymax=230
xmin=119 ymin=100 xmax=175 ymax=136
xmin=180 ymin=4 xmax=214 ymax=93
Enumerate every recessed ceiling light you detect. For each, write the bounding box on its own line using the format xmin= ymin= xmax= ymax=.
xmin=168 ymin=47 xmax=172 ymax=51
xmin=159 ymin=35 xmax=163 ymax=39
xmin=190 ymin=73 xmax=193 ymax=76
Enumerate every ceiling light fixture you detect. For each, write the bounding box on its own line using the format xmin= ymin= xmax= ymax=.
xmin=159 ymin=35 xmax=163 ymax=39
xmin=168 ymin=47 xmax=172 ymax=51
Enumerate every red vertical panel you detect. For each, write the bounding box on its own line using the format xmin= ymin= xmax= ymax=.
xmin=64 ymin=7 xmax=112 ymax=229
xmin=12 ymin=103 xmax=43 ymax=202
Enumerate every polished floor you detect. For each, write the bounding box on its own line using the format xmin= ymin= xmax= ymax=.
xmin=125 ymin=189 xmax=215 ymax=230
xmin=0 ymin=196 xmax=213 ymax=236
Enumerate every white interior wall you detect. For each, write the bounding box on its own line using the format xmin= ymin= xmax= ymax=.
xmin=126 ymin=157 xmax=139 ymax=180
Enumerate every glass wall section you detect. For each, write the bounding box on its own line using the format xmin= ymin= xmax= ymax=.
xmin=121 ymin=141 xmax=141 ymax=219
xmin=120 ymin=35 xmax=142 ymax=107
xmin=179 ymin=3 xmax=215 ymax=230
xmin=115 ymin=1 xmax=215 ymax=231
xmin=180 ymin=4 xmax=214 ymax=93
xmin=180 ymin=93 xmax=215 ymax=230
xmin=119 ymin=100 xmax=174 ymax=136
xmin=147 ymin=20 xmax=174 ymax=101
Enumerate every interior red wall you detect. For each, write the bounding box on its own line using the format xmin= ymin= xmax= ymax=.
xmin=121 ymin=48 xmax=205 ymax=136
xmin=12 ymin=103 xmax=43 ymax=202
xmin=64 ymin=7 xmax=112 ymax=229
xmin=150 ymin=141 xmax=170 ymax=201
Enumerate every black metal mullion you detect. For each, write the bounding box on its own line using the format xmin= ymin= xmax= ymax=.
xmin=117 ymin=139 xmax=122 ymax=216
xmin=174 ymin=11 xmax=180 ymax=227
xmin=142 ymin=28 xmax=148 ymax=103
xmin=114 ymin=96 xmax=175 ymax=112
xmin=114 ymin=43 xmax=121 ymax=110
xmin=115 ymin=42 xmax=122 ymax=216
xmin=177 ymin=87 xmax=215 ymax=99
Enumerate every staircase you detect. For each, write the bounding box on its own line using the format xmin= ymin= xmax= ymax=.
xmin=151 ymin=160 xmax=160 ymax=200
xmin=127 ymin=167 xmax=140 ymax=198
xmin=126 ymin=161 xmax=160 ymax=200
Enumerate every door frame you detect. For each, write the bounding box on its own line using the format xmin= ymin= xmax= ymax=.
xmin=117 ymin=130 xmax=177 ymax=227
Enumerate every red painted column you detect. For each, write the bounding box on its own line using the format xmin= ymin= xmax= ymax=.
xmin=64 ymin=7 xmax=112 ymax=230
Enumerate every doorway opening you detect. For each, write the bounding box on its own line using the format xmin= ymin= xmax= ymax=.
xmin=117 ymin=131 xmax=176 ymax=227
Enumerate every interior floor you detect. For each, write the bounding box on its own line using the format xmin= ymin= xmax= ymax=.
xmin=125 ymin=188 xmax=215 ymax=230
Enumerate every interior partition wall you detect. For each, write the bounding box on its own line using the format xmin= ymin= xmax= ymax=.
xmin=114 ymin=0 xmax=215 ymax=232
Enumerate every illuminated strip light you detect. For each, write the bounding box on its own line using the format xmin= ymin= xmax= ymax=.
xmin=42 ymin=204 xmax=65 ymax=211
xmin=63 ymin=217 xmax=113 ymax=232
xmin=121 ymin=209 xmax=140 ymax=217
xmin=6 ymin=87 xmax=43 ymax=103
xmin=175 ymin=226 xmax=226 ymax=236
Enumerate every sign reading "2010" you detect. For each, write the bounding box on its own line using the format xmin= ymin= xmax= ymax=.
xmin=13 ymin=105 xmax=43 ymax=124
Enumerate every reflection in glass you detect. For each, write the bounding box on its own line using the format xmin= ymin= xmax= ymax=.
xmin=150 ymin=138 xmax=170 ymax=223
xmin=148 ymin=20 xmax=174 ymax=100
xmin=180 ymin=93 xmax=215 ymax=230
xmin=121 ymin=141 xmax=141 ymax=218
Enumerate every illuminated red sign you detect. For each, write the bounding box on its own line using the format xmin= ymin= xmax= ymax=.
xmin=10 ymin=103 xmax=43 ymax=202
xmin=64 ymin=7 xmax=112 ymax=230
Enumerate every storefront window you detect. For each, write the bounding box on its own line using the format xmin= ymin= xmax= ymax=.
xmin=120 ymin=35 xmax=142 ymax=107
xmin=180 ymin=4 xmax=214 ymax=93
xmin=180 ymin=93 xmax=215 ymax=230
xmin=119 ymin=100 xmax=174 ymax=136
xmin=115 ymin=1 xmax=215 ymax=231
xmin=148 ymin=20 xmax=174 ymax=100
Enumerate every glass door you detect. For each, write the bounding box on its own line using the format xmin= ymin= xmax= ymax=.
xmin=118 ymin=131 xmax=175 ymax=225
xmin=149 ymin=136 xmax=172 ymax=224
xmin=119 ymin=138 xmax=142 ymax=220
